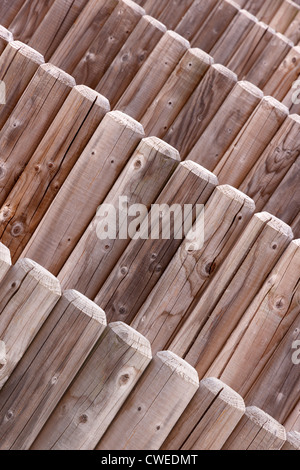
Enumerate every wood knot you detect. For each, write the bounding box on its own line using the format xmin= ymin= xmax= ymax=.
xmin=119 ymin=373 xmax=130 ymax=386
xmin=11 ymin=222 xmax=24 ymax=237
xmin=78 ymin=414 xmax=88 ymax=424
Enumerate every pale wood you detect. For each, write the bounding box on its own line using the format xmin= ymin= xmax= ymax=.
xmin=28 ymin=0 xmax=88 ymax=61
xmin=139 ymin=0 xmax=165 ymax=18
xmin=210 ymin=9 xmax=258 ymax=66
xmin=222 ymin=406 xmax=286 ymax=450
xmin=0 ymin=0 xmax=26 ymax=28
xmin=132 ymin=186 xmax=255 ymax=355
xmin=215 ymin=97 xmax=289 ymax=187
xmin=188 ymin=81 xmax=263 ymax=171
xmin=141 ymin=48 xmax=213 ymax=137
xmin=245 ymin=311 xmax=300 ymax=424
xmin=116 ymin=30 xmax=190 ymax=121
xmin=96 ymin=15 xmax=166 ymax=108
xmin=269 ymin=0 xmax=300 ymax=34
xmin=50 ymin=0 xmax=119 ymax=73
xmin=0 ymin=86 xmax=110 ymax=262
xmin=72 ymin=0 xmax=145 ymax=89
xmin=0 ymin=341 xmax=6 ymax=370
xmin=21 ymin=111 xmax=144 ymax=275
xmin=164 ymin=64 xmax=237 ymax=159
xmin=285 ymin=10 xmax=300 ymax=44
xmin=281 ymin=431 xmax=300 ymax=450
xmin=242 ymin=0 xmax=264 ymax=15
xmin=0 ymin=258 xmax=61 ymax=390
xmin=292 ymin=211 xmax=300 ymax=238
xmin=263 ymin=46 xmax=300 ymax=101
xmin=94 ymin=161 xmax=218 ymax=324
xmin=0 ymin=242 xmax=11 ymax=282
xmin=97 ymin=350 xmax=199 ymax=450
xmin=284 ymin=76 xmax=300 ymax=114
xmin=0 ymin=41 xmax=44 ymax=132
xmin=285 ymin=404 xmax=300 ymax=433
xmin=163 ymin=378 xmax=245 ymax=450
xmin=155 ymin=0 xmax=194 ymax=30
xmin=0 ymin=290 xmax=107 ymax=450
xmin=256 ymin=0 xmax=282 ymax=24
xmin=191 ymin=0 xmax=240 ymax=53
xmin=32 ymin=322 xmax=152 ymax=450
xmin=245 ymin=32 xmax=293 ymax=89
xmin=207 ymin=239 xmax=300 ymax=395
xmin=240 ymin=114 xmax=300 ymax=211
xmin=169 ymin=213 xmax=293 ymax=364
xmin=59 ymin=137 xmax=180 ymax=298
xmin=175 ymin=0 xmax=220 ymax=42
xmin=0 ymin=63 xmax=75 ymax=207
xmin=9 ymin=0 xmax=56 ymax=44
xmin=0 ymin=26 xmax=13 ymax=55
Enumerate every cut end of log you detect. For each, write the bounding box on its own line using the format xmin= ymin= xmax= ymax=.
xmin=143 ymin=15 xmax=167 ymax=33
xmin=40 ymin=63 xmax=76 ymax=87
xmin=292 ymin=239 xmax=300 ymax=248
xmin=73 ymin=85 xmax=110 ymax=111
xmin=262 ymin=95 xmax=290 ymax=116
xmin=245 ymin=406 xmax=286 ymax=442
xmin=106 ymin=110 xmax=145 ymax=136
xmin=0 ymin=340 xmax=6 ymax=369
xmin=200 ymin=378 xmax=245 ymax=413
xmin=157 ymin=351 xmax=199 ymax=387
xmin=217 ymin=185 xmax=256 ymax=211
xmin=240 ymin=9 xmax=259 ymax=23
xmin=258 ymin=212 xmax=294 ymax=239
xmin=122 ymin=0 xmax=145 ymax=16
xmin=7 ymin=40 xmax=44 ymax=64
xmin=16 ymin=258 xmax=61 ymax=296
xmin=165 ymin=30 xmax=191 ymax=49
xmin=285 ymin=431 xmax=300 ymax=450
xmin=212 ymin=63 xmax=237 ymax=83
xmin=63 ymin=290 xmax=107 ymax=326
xmin=188 ymin=48 xmax=214 ymax=67
xmin=109 ymin=322 xmax=152 ymax=360
xmin=0 ymin=25 xmax=13 ymax=42
xmin=237 ymin=80 xmax=264 ymax=99
xmin=0 ymin=242 xmax=11 ymax=266
xmin=181 ymin=160 xmax=219 ymax=186
xmin=141 ymin=136 xmax=180 ymax=161
xmin=288 ymin=113 xmax=300 ymax=125
xmin=275 ymin=32 xmax=294 ymax=48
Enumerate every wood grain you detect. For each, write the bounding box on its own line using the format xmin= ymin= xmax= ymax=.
xmin=0 ymin=242 xmax=11 ymax=283
xmin=0 ymin=0 xmax=27 ymax=28
xmin=263 ymin=46 xmax=300 ymax=101
xmin=281 ymin=432 xmax=300 ymax=450
xmin=256 ymin=0 xmax=282 ymax=24
xmin=285 ymin=10 xmax=300 ymax=44
xmin=175 ymin=0 xmax=219 ymax=42
xmin=269 ymin=0 xmax=300 ymax=34
xmin=155 ymin=0 xmax=194 ymax=30
xmin=0 ymin=26 xmax=13 ymax=55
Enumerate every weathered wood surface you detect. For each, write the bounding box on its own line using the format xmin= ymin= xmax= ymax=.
xmin=256 ymin=0 xmax=282 ymax=25
xmin=163 ymin=378 xmax=245 ymax=450
xmin=292 ymin=211 xmax=300 ymax=239
xmin=132 ymin=186 xmax=255 ymax=355
xmin=116 ymin=31 xmax=190 ymax=121
xmin=281 ymin=431 xmax=300 ymax=450
xmin=72 ymin=0 xmax=145 ymax=89
xmin=222 ymin=406 xmax=286 ymax=450
xmin=188 ymin=80 xmax=263 ymax=171
xmin=207 ymin=239 xmax=300 ymax=395
xmin=285 ymin=404 xmax=300 ymax=433
xmin=32 ymin=322 xmax=151 ymax=450
xmin=96 ymin=15 xmax=166 ymax=108
xmin=59 ymin=137 xmax=180 ymax=298
xmin=0 ymin=86 xmax=110 ymax=262
xmin=0 ymin=41 xmax=44 ymax=132
xmin=141 ymin=48 xmax=213 ymax=138
xmin=0 ymin=242 xmax=11 ymax=283
xmin=94 ymin=162 xmax=218 ymax=324
xmin=164 ymin=64 xmax=237 ymax=159
xmin=0 ymin=259 xmax=61 ymax=390
xmin=154 ymin=0 xmax=194 ymax=30
xmin=263 ymin=46 xmax=300 ymax=101
xmin=21 ymin=111 xmax=144 ymax=275
xmin=0 ymin=290 xmax=107 ymax=450
xmin=269 ymin=0 xmax=300 ymax=34
xmin=215 ymin=97 xmax=289 ymax=187
xmin=0 ymin=0 xmax=27 ymax=28
xmin=285 ymin=10 xmax=300 ymax=44
xmin=0 ymin=63 xmax=75 ymax=207
xmin=0 ymin=26 xmax=13 ymax=55
xmin=97 ymin=351 xmax=199 ymax=450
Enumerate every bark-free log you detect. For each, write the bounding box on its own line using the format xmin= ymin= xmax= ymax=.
xmin=256 ymin=0 xmax=282 ymax=25
xmin=263 ymin=47 xmax=300 ymax=102
xmin=0 ymin=26 xmax=13 ymax=55
xmin=285 ymin=10 xmax=300 ymax=44
xmin=0 ymin=0 xmax=26 ymax=28
xmin=96 ymin=351 xmax=199 ymax=450
xmin=21 ymin=111 xmax=144 ymax=275
xmin=0 ymin=243 xmax=11 ymax=282
xmin=59 ymin=137 xmax=180 ymax=298
xmin=281 ymin=432 xmax=300 ymax=451
xmin=0 ymin=290 xmax=107 ymax=450
xmin=269 ymin=0 xmax=300 ymax=34
xmin=31 ymin=322 xmax=152 ymax=450
xmin=155 ymin=0 xmax=194 ymax=30
xmin=175 ymin=0 xmax=219 ymax=43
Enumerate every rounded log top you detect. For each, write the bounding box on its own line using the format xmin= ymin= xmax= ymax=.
xmin=63 ymin=290 xmax=107 ymax=325
xmin=109 ymin=322 xmax=152 ymax=359
xmin=156 ymin=350 xmax=199 ymax=386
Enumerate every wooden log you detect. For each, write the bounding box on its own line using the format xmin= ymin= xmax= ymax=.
xmin=283 ymin=75 xmax=300 ymax=114
xmin=21 ymin=111 xmax=144 ymax=275
xmin=96 ymin=351 xmax=199 ymax=450
xmin=191 ymin=0 xmax=240 ymax=52
xmin=285 ymin=10 xmax=300 ymax=44
xmin=207 ymin=239 xmax=300 ymax=395
xmin=155 ymin=0 xmax=194 ymax=30
xmin=0 ymin=41 xmax=44 ymax=132
xmin=187 ymin=81 xmax=263 ymax=171
xmin=96 ymin=15 xmax=166 ymax=108
xmin=141 ymin=48 xmax=213 ymax=138
xmin=9 ymin=0 xmax=56 ymax=44
xmin=50 ymin=0 xmax=119 ymax=73
xmin=169 ymin=213 xmax=293 ymax=364
xmin=0 ymin=242 xmax=11 ymax=282
xmin=256 ymin=0 xmax=282 ymax=24
xmin=241 ymin=0 xmax=264 ymax=15
xmin=0 ymin=63 xmax=75 ymax=207
xmin=281 ymin=432 xmax=300 ymax=450
xmin=215 ymin=97 xmax=289 ymax=187
xmin=59 ymin=137 xmax=180 ymax=298
xmin=269 ymin=0 xmax=300 ymax=34
xmin=245 ymin=312 xmax=300 ymax=424
xmin=28 ymin=0 xmax=88 ymax=61
xmin=116 ymin=31 xmax=190 ymax=121
xmin=0 ymin=26 xmax=13 ymax=55
xmin=292 ymin=211 xmax=300 ymax=238
xmin=0 ymin=341 xmax=6 ymax=370
xmin=210 ymin=9 xmax=258 ymax=66
xmin=0 ymin=290 xmax=107 ymax=450
xmin=163 ymin=378 xmax=245 ymax=450
xmin=175 ymin=0 xmax=220 ymax=42
xmin=164 ymin=64 xmax=237 ymax=159
xmin=0 ymin=86 xmax=110 ymax=262
xmin=0 ymin=0 xmax=26 ymax=28
xmin=94 ymin=162 xmax=218 ymax=324
xmin=245 ymin=32 xmax=293 ymax=89
xmin=0 ymin=258 xmax=61 ymax=390
xmin=263 ymin=155 xmax=300 ymax=225
xmin=72 ymin=0 xmax=145 ymax=89
xmin=222 ymin=406 xmax=286 ymax=450
xmin=31 ymin=322 xmax=152 ymax=450
xmin=138 ymin=0 xmax=165 ymax=18
xmin=263 ymin=46 xmax=300 ymax=101
xmin=132 ymin=186 xmax=255 ymax=355
xmin=285 ymin=405 xmax=300 ymax=433
xmin=240 ymin=114 xmax=300 ymax=211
